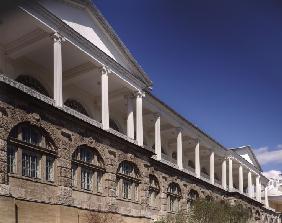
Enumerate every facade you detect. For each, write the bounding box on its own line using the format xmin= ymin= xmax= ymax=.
xmin=0 ymin=0 xmax=280 ymax=222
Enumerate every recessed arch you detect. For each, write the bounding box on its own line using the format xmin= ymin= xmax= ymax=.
xmin=16 ymin=75 xmax=50 ymax=97
xmin=7 ymin=122 xmax=56 ymax=181
xmin=187 ymin=189 xmax=199 ymax=208
xmin=71 ymin=145 xmax=105 ymax=192
xmin=116 ymin=160 xmax=140 ymax=201
xmin=65 ymin=99 xmax=89 ymax=116
xmin=167 ymin=182 xmax=181 ymax=212
xmin=149 ymin=174 xmax=160 ymax=207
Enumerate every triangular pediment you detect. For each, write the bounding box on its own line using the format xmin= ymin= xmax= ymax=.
xmin=233 ymin=146 xmax=262 ymax=171
xmin=39 ymin=0 xmax=152 ymax=87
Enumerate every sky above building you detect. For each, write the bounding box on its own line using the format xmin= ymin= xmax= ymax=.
xmin=94 ymin=0 xmax=282 ymax=175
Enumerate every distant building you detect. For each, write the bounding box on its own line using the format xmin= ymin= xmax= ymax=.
xmin=0 ymin=0 xmax=280 ymax=222
xmin=267 ymin=175 xmax=282 ymax=212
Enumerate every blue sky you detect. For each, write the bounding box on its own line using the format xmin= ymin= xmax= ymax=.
xmin=94 ymin=0 xmax=282 ymax=174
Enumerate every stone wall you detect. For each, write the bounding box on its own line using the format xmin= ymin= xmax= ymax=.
xmin=0 ymin=83 xmax=280 ymax=223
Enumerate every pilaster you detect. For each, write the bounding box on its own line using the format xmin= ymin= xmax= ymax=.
xmin=176 ymin=127 xmax=183 ymax=170
xmin=154 ymin=113 xmax=161 ymax=160
xmin=101 ymin=65 xmax=111 ymax=130
xmin=239 ymin=164 xmax=243 ymax=194
xmin=126 ymin=95 xmax=134 ymax=139
xmin=210 ymin=151 xmax=214 ymax=185
xmin=222 ymin=159 xmax=227 ymax=190
xmin=228 ymin=158 xmax=233 ymax=191
xmin=52 ymin=32 xmax=64 ymax=107
xmin=135 ymin=91 xmax=144 ymax=146
xmin=195 ymin=140 xmax=200 ymax=178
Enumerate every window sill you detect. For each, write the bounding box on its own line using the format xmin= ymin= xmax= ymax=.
xmin=116 ymin=197 xmax=140 ymax=204
xmin=149 ymin=206 xmax=160 ymax=211
xmin=8 ymin=174 xmax=56 ymax=186
xmin=72 ymin=187 xmax=105 ymax=197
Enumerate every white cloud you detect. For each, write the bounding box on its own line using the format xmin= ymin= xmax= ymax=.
xmin=254 ymin=145 xmax=282 ymax=166
xmin=263 ymin=170 xmax=282 ymax=179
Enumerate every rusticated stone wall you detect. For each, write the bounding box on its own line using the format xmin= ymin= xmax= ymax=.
xmin=0 ymin=82 xmax=280 ymax=223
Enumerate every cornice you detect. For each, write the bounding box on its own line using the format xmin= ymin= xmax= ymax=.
xmin=19 ymin=2 xmax=149 ymax=91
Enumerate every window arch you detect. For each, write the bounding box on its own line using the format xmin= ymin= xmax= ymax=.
xmin=65 ymin=99 xmax=89 ymax=116
xmin=167 ymin=182 xmax=181 ymax=212
xmin=117 ymin=161 xmax=140 ymax=201
xmin=71 ymin=145 xmax=104 ymax=192
xmin=7 ymin=123 xmax=55 ymax=182
xmin=187 ymin=189 xmax=199 ymax=208
xmin=255 ymin=210 xmax=261 ymax=221
xmin=149 ymin=174 xmax=160 ymax=207
xmin=16 ymin=75 xmax=49 ymax=97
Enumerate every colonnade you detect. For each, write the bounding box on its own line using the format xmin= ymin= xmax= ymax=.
xmin=51 ymin=32 xmax=269 ymax=208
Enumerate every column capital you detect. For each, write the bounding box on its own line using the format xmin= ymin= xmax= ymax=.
xmin=134 ymin=90 xmax=145 ymax=98
xmin=153 ymin=112 xmax=161 ymax=120
xmin=100 ymin=65 xmax=112 ymax=75
xmin=51 ymin=32 xmax=65 ymax=43
xmin=176 ymin=127 xmax=183 ymax=133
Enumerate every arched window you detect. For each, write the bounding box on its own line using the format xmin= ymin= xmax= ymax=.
xmin=188 ymin=160 xmax=195 ymax=169
xmin=255 ymin=210 xmax=261 ymax=221
xmin=65 ymin=99 xmax=89 ymax=116
xmin=149 ymin=174 xmax=160 ymax=207
xmin=16 ymin=75 xmax=49 ymax=97
xmin=7 ymin=123 xmax=55 ymax=182
xmin=187 ymin=189 xmax=199 ymax=208
xmin=167 ymin=183 xmax=181 ymax=212
xmin=117 ymin=161 xmax=140 ymax=201
xmin=71 ymin=146 xmax=104 ymax=192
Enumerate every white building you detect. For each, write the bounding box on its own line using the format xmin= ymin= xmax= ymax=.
xmin=0 ymin=0 xmax=280 ymax=222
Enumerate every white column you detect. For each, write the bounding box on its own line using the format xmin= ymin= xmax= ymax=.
xmin=126 ymin=95 xmax=134 ymax=139
xmin=176 ymin=128 xmax=183 ymax=170
xmin=222 ymin=159 xmax=227 ymax=190
xmin=210 ymin=151 xmax=214 ymax=185
xmin=228 ymin=158 xmax=233 ymax=191
xmin=195 ymin=140 xmax=200 ymax=178
xmin=52 ymin=33 xmax=64 ymax=107
xmin=256 ymin=176 xmax=261 ymax=202
xmin=239 ymin=164 xmax=243 ymax=194
xmin=154 ymin=113 xmax=161 ymax=160
xmin=101 ymin=66 xmax=110 ymax=130
xmin=265 ymin=187 xmax=269 ymax=208
xmin=136 ymin=91 xmax=144 ymax=146
xmin=248 ymin=171 xmax=253 ymax=198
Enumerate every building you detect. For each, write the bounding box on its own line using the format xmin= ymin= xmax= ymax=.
xmin=0 ymin=0 xmax=280 ymax=222
xmin=267 ymin=175 xmax=282 ymax=212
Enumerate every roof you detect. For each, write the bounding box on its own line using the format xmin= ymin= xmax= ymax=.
xmin=70 ymin=0 xmax=153 ymax=88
